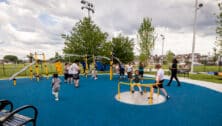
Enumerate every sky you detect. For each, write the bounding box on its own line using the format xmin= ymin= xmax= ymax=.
xmin=0 ymin=0 xmax=220 ymax=60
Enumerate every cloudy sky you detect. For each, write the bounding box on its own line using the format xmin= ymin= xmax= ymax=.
xmin=0 ymin=0 xmax=219 ymax=59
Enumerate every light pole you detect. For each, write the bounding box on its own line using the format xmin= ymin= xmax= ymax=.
xmin=160 ymin=34 xmax=165 ymax=64
xmin=191 ymin=0 xmax=203 ymax=73
xmin=81 ymin=0 xmax=95 ymax=18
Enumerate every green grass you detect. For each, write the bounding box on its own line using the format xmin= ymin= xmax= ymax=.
xmin=0 ymin=63 xmax=58 ymax=79
xmin=145 ymin=71 xmax=222 ymax=84
xmin=1 ymin=63 xmax=222 ymax=84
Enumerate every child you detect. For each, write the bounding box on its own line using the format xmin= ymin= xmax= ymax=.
xmin=69 ymin=60 xmax=80 ymax=87
xmin=131 ymin=70 xmax=143 ymax=95
xmin=154 ymin=64 xmax=170 ymax=100
xmin=91 ymin=63 xmax=98 ymax=80
xmin=64 ymin=63 xmax=70 ymax=83
xmin=52 ymin=73 xmax=61 ymax=101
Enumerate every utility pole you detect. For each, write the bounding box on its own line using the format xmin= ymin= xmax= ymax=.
xmin=191 ymin=0 xmax=203 ymax=73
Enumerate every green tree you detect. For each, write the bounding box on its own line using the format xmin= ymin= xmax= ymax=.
xmin=216 ymin=3 xmax=222 ymax=55
xmin=62 ymin=17 xmax=108 ymax=60
xmin=166 ymin=50 xmax=175 ymax=64
xmin=111 ymin=34 xmax=134 ymax=63
xmin=137 ymin=18 xmax=155 ymax=65
xmin=3 ymin=55 xmax=18 ymax=63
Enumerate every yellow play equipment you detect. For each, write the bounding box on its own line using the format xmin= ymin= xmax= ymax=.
xmin=55 ymin=61 xmax=63 ymax=75
xmin=9 ymin=52 xmax=49 ymax=85
xmin=84 ymin=54 xmax=89 ymax=77
xmin=117 ymin=78 xmax=161 ymax=105
xmin=110 ymin=52 xmax=113 ymax=80
xmin=31 ymin=52 xmax=49 ymax=81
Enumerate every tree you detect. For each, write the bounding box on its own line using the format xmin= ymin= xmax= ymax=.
xmin=216 ymin=2 xmax=222 ymax=55
xmin=166 ymin=50 xmax=175 ymax=64
xmin=3 ymin=55 xmax=18 ymax=63
xmin=62 ymin=17 xmax=108 ymax=61
xmin=111 ymin=34 xmax=134 ymax=63
xmin=137 ymin=18 xmax=155 ymax=65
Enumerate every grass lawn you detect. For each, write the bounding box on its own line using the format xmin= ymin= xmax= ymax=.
xmin=0 ymin=63 xmax=222 ymax=84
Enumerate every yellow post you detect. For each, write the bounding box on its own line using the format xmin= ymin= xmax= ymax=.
xmin=29 ymin=66 xmax=33 ymax=80
xmin=34 ymin=52 xmax=39 ymax=82
xmin=110 ymin=52 xmax=113 ymax=80
xmin=85 ymin=54 xmax=88 ymax=77
xmin=13 ymin=78 xmax=16 ymax=86
xmin=118 ymin=82 xmax=120 ymax=99
xmin=29 ymin=53 xmax=33 ymax=80
xmin=43 ymin=53 xmax=49 ymax=79
xmin=130 ymin=80 xmax=133 ymax=94
xmin=149 ymin=86 xmax=154 ymax=104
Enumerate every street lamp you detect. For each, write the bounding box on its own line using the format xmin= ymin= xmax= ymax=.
xmin=160 ymin=34 xmax=165 ymax=64
xmin=81 ymin=0 xmax=95 ymax=18
xmin=191 ymin=0 xmax=203 ymax=73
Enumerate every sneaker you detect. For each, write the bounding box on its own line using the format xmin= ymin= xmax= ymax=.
xmin=140 ymin=91 xmax=143 ymax=95
xmin=148 ymin=97 xmax=153 ymax=99
xmin=166 ymin=95 xmax=170 ymax=100
xmin=55 ymin=98 xmax=59 ymax=101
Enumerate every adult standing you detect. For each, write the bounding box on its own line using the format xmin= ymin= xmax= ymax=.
xmin=167 ymin=58 xmax=181 ymax=86
xmin=69 ymin=60 xmax=80 ymax=88
xmin=64 ymin=63 xmax=70 ymax=83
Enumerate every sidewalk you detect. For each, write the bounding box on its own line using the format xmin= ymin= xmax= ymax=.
xmin=145 ymin=74 xmax=222 ymax=93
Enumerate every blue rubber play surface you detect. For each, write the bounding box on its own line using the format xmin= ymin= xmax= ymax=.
xmin=0 ymin=75 xmax=222 ymax=126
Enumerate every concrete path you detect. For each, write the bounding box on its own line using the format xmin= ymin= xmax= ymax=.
xmin=146 ymin=74 xmax=222 ymax=93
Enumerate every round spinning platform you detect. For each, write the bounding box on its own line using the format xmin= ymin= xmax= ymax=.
xmin=115 ymin=91 xmax=166 ymax=105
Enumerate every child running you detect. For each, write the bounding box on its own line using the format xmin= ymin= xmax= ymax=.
xmin=69 ymin=60 xmax=80 ymax=88
xmin=154 ymin=64 xmax=170 ymax=100
xmin=91 ymin=63 xmax=98 ymax=80
xmin=131 ymin=70 xmax=143 ymax=95
xmin=51 ymin=73 xmax=61 ymax=101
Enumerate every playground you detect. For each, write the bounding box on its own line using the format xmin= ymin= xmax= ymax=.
xmin=0 ymin=74 xmax=222 ymax=126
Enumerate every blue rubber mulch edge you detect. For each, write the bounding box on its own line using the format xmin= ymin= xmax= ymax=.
xmin=0 ymin=75 xmax=222 ymax=126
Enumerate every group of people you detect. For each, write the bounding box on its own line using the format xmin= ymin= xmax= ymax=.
xmin=51 ymin=60 xmax=99 ymax=101
xmin=129 ymin=63 xmax=170 ymax=100
xmin=63 ymin=61 xmax=80 ymax=87
xmin=117 ymin=58 xmax=181 ymax=100
xmin=51 ymin=58 xmax=181 ymax=101
xmin=116 ymin=62 xmax=145 ymax=80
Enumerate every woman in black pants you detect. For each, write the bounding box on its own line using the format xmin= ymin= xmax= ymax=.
xmin=167 ymin=58 xmax=181 ymax=86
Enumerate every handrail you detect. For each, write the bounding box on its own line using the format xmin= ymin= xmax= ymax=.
xmin=118 ymin=81 xmax=161 ymax=104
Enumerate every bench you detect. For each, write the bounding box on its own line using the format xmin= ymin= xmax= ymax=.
xmin=177 ymin=69 xmax=190 ymax=77
xmin=0 ymin=100 xmax=38 ymax=126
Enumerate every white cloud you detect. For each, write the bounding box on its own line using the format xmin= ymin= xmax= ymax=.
xmin=0 ymin=0 xmax=219 ymax=59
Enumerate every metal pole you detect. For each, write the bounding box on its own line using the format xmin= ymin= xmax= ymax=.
xmin=191 ymin=0 xmax=198 ymax=73
xmin=160 ymin=34 xmax=165 ymax=64
xmin=162 ymin=37 xmax=164 ymax=64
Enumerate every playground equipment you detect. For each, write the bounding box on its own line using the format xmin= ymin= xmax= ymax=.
xmin=32 ymin=52 xmax=49 ymax=81
xmin=9 ymin=52 xmax=49 ymax=85
xmin=64 ymin=53 xmax=122 ymax=80
xmin=117 ymin=78 xmax=161 ymax=105
xmin=55 ymin=61 xmax=63 ymax=75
